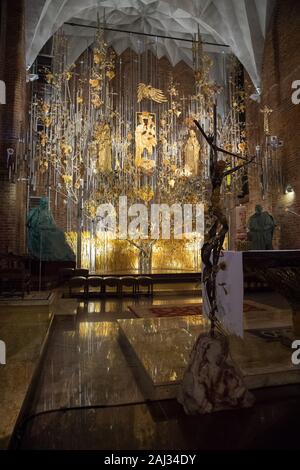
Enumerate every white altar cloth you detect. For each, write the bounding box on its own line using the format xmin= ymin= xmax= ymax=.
xmin=203 ymin=251 xmax=244 ymax=337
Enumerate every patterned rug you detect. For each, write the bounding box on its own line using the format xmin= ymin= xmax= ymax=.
xmin=128 ymin=301 xmax=268 ymax=318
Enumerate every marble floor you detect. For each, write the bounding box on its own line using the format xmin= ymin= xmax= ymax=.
xmin=0 ymin=308 xmax=53 ymax=449
xmin=119 ymin=313 xmax=299 ymax=397
xmin=8 ymin=291 xmax=300 ymax=450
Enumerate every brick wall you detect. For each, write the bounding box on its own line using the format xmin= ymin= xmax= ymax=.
xmin=244 ymin=0 xmax=300 ymax=249
xmin=0 ymin=0 xmax=27 ymax=254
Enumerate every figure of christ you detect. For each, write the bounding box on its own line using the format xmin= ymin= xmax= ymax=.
xmin=193 ymin=119 xmax=255 ymax=331
xmin=177 ymin=119 xmax=256 ymax=415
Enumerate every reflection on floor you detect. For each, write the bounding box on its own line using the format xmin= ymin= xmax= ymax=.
xmin=12 ymin=292 xmax=300 ymax=450
xmin=119 ymin=311 xmax=299 ymax=396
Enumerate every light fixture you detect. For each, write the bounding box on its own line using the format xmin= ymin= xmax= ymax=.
xmin=26 ymin=73 xmax=39 ymax=83
xmin=249 ymin=93 xmax=261 ymax=103
xmin=250 ymin=87 xmax=261 ymax=103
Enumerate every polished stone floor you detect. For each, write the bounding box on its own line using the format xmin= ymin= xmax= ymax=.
xmin=0 ymin=308 xmax=53 ymax=449
xmin=11 ymin=292 xmax=300 ymax=450
xmin=118 ymin=312 xmax=299 ymax=394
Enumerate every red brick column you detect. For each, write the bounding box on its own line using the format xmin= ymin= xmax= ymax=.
xmin=0 ymin=0 xmax=27 ymax=254
xmin=245 ymin=0 xmax=300 ymax=249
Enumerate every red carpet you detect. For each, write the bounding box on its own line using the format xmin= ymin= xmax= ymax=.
xmin=128 ymin=301 xmax=268 ymax=318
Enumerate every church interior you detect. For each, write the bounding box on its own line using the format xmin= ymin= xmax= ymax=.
xmin=1 ymin=0 xmax=300 ymax=454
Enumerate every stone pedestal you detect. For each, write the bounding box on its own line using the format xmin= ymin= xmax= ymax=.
xmin=177 ymin=334 xmax=255 ymax=414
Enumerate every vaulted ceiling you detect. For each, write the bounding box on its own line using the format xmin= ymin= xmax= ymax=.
xmin=25 ymin=0 xmax=275 ymax=90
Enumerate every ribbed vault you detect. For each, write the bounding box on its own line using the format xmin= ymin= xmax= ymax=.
xmin=25 ymin=0 xmax=275 ymax=89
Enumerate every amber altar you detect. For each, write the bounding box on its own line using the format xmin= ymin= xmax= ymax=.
xmin=25 ymin=25 xmax=248 ymax=272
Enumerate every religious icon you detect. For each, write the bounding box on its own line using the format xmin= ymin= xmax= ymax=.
xmin=184 ymin=129 xmax=201 ymax=176
xmin=135 ymin=112 xmax=157 ymax=161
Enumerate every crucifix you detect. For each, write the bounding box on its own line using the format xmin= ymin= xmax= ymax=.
xmin=194 ymin=104 xmax=256 ymax=336
xmin=260 ymin=105 xmax=273 ymax=135
xmin=178 ymin=102 xmax=255 ymax=415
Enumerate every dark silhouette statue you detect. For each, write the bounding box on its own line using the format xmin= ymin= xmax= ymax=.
xmin=27 ymin=197 xmax=75 ymax=261
xmin=248 ymin=204 xmax=276 ymax=250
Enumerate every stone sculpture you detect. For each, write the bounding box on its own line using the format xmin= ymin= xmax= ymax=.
xmin=178 ymin=334 xmax=254 ymax=414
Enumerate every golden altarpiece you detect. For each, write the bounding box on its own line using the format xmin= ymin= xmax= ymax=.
xmin=25 ymin=25 xmax=254 ymax=273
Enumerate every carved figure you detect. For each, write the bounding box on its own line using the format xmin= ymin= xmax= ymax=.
xmin=184 ymin=129 xmax=201 ymax=176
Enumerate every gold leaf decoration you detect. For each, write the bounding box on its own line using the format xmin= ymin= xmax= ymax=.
xmin=106 ymin=69 xmax=115 ymax=80
xmin=137 ymin=83 xmax=167 ymax=103
xmin=62 ymin=174 xmax=73 ymax=187
xmin=137 ymin=185 xmax=154 ymax=202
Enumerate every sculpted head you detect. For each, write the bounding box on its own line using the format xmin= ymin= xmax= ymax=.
xmin=255 ymin=204 xmax=263 ymax=214
xmin=39 ymin=197 xmax=49 ymax=210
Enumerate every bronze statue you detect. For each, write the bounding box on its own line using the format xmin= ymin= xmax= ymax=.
xmin=27 ymin=197 xmax=75 ymax=261
xmin=193 ymin=119 xmax=255 ymax=334
xmin=248 ymin=204 xmax=276 ymax=250
xmin=178 ymin=116 xmax=255 ymax=414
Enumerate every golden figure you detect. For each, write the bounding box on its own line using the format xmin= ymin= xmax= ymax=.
xmin=145 ymin=114 xmax=157 ymax=155
xmin=137 ymin=83 xmax=167 ymax=103
xmin=94 ymin=123 xmax=112 ymax=172
xmin=184 ymin=129 xmax=201 ymax=176
xmin=135 ymin=112 xmax=157 ymax=161
xmin=135 ymin=114 xmax=146 ymax=161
